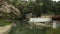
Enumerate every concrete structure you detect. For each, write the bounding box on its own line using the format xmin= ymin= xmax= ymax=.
xmin=52 ymin=16 xmax=60 ymax=29
xmin=29 ymin=18 xmax=52 ymax=23
xmin=29 ymin=18 xmax=52 ymax=29
xmin=41 ymin=13 xmax=55 ymax=18
xmin=53 ymin=21 xmax=60 ymax=29
xmin=25 ymin=13 xmax=33 ymax=19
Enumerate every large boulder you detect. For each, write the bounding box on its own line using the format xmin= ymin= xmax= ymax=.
xmin=0 ymin=1 xmax=21 ymax=20
xmin=0 ymin=24 xmax=13 ymax=34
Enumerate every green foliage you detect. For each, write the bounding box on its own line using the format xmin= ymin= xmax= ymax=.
xmin=9 ymin=21 xmax=46 ymax=34
xmin=9 ymin=21 xmax=60 ymax=34
xmin=7 ymin=0 xmax=21 ymax=6
xmin=0 ymin=19 xmax=10 ymax=26
xmin=46 ymin=28 xmax=60 ymax=34
xmin=7 ymin=0 xmax=60 ymax=16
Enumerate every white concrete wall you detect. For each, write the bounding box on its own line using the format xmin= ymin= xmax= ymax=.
xmin=53 ymin=21 xmax=60 ymax=29
xmin=29 ymin=18 xmax=52 ymax=23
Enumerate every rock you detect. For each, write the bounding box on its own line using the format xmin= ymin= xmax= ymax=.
xmin=0 ymin=1 xmax=21 ymax=19
xmin=0 ymin=24 xmax=13 ymax=34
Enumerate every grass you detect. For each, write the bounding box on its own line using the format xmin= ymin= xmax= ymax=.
xmin=9 ymin=20 xmax=46 ymax=34
xmin=0 ymin=19 xmax=10 ymax=26
xmin=46 ymin=28 xmax=60 ymax=34
xmin=8 ymin=20 xmax=60 ymax=34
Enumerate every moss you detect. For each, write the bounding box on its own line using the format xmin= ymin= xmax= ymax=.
xmin=0 ymin=19 xmax=11 ymax=26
